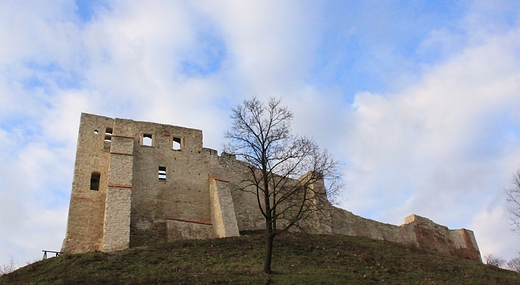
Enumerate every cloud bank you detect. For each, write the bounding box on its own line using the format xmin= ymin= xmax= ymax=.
xmin=0 ymin=0 xmax=519 ymax=265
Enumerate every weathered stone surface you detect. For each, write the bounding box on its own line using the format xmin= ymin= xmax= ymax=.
xmin=102 ymin=187 xmax=131 ymax=251
xmin=62 ymin=113 xmax=481 ymax=262
xmin=209 ymin=178 xmax=240 ymax=238
xmin=166 ymin=220 xmax=213 ymax=241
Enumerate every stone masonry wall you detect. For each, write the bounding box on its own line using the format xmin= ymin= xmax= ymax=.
xmin=102 ymin=187 xmax=132 ymax=251
xmin=209 ymin=178 xmax=240 ymax=238
xmin=62 ymin=113 xmax=481 ymax=262
xmin=330 ymin=210 xmax=481 ymax=261
xmin=62 ymin=114 xmax=114 ymax=253
xmin=129 ymin=119 xmax=213 ymax=246
xmin=102 ymin=122 xmax=134 ymax=252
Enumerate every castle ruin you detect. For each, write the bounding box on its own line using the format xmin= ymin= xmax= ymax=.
xmin=62 ymin=113 xmax=481 ymax=261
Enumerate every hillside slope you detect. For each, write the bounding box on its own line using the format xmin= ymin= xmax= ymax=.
xmin=1 ymin=233 xmax=519 ymax=284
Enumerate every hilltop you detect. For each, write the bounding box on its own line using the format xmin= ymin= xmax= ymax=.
xmin=1 ymin=233 xmax=519 ymax=284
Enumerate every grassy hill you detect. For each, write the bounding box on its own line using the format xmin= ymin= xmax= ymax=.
xmin=1 ymin=233 xmax=519 ymax=284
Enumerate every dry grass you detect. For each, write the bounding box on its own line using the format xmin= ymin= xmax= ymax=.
xmin=2 ymin=233 xmax=520 ymax=284
xmin=0 ymin=257 xmax=17 ymax=277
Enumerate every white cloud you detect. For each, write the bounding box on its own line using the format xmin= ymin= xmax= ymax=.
xmin=341 ymin=24 xmax=520 ymax=237
xmin=1 ymin=0 xmax=520 ymax=266
xmin=0 ymin=133 xmax=71 ymax=263
xmin=197 ymin=1 xmax=322 ymax=96
xmin=471 ymin=202 xmax=519 ymax=260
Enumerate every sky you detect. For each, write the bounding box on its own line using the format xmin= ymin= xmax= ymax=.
xmin=1 ymin=0 xmax=520 ymax=266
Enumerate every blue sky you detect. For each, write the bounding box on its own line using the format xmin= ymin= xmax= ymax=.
xmin=1 ymin=0 xmax=520 ymax=266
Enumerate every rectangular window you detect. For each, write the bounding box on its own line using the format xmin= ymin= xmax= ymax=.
xmin=104 ymin=128 xmax=113 ymax=150
xmin=90 ymin=172 xmax=100 ymax=190
xmin=142 ymin=134 xmax=153 ymax=146
xmin=158 ymin=166 xmax=167 ymax=180
xmin=172 ymin=137 xmax=182 ymax=150
xmin=104 ymin=127 xmax=113 ymax=141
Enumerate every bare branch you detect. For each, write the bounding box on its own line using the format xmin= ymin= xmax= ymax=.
xmin=507 ymin=257 xmax=520 ymax=273
xmin=224 ymin=97 xmax=343 ymax=274
xmin=506 ymin=170 xmax=520 ymax=233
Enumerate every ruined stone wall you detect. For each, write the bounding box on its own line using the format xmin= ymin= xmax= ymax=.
xmin=62 ymin=113 xmax=249 ymax=253
xmin=330 ymin=210 xmax=481 ymax=261
xmin=405 ymin=215 xmax=480 ymax=261
xmin=330 ymin=207 xmax=417 ymax=245
xmin=127 ymin=119 xmax=214 ymax=246
xmin=212 ymin=152 xmax=266 ymax=232
xmin=62 ymin=114 xmax=114 ymax=253
xmin=450 ymin=228 xmax=481 ymax=260
xmin=209 ymin=178 xmax=240 ymax=238
xmin=62 ymin=113 xmax=481 ymax=262
xmin=102 ymin=121 xmax=134 ymax=252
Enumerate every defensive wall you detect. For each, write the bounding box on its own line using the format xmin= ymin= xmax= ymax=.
xmin=62 ymin=113 xmax=481 ymax=262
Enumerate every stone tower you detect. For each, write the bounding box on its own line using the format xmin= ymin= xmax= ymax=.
xmin=62 ymin=113 xmax=243 ymax=253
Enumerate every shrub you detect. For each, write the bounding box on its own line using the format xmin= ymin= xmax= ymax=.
xmin=484 ymin=254 xmax=506 ymax=268
xmin=0 ymin=257 xmax=18 ymax=276
xmin=507 ymin=257 xmax=520 ymax=273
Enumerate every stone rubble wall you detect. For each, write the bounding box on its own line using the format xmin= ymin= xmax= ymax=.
xmin=330 ymin=210 xmax=481 ymax=261
xmin=62 ymin=113 xmax=482 ymax=262
xmin=166 ymin=220 xmax=213 ymax=241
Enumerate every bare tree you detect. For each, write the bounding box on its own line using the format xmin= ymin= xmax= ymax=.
xmin=484 ymin=254 xmax=506 ymax=268
xmin=224 ymin=97 xmax=341 ymax=274
xmin=0 ymin=256 xmax=18 ymax=276
xmin=506 ymin=170 xmax=520 ymax=233
xmin=507 ymin=257 xmax=520 ymax=273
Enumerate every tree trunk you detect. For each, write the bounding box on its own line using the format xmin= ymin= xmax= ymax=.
xmin=263 ymin=231 xmax=275 ymax=274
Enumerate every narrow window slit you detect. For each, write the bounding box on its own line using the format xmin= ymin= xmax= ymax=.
xmin=104 ymin=127 xmax=113 ymax=150
xmin=158 ymin=166 xmax=167 ymax=180
xmin=90 ymin=172 xmax=101 ymax=190
xmin=104 ymin=128 xmax=113 ymax=141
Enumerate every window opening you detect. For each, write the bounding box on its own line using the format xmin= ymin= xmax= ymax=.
xmin=94 ymin=129 xmax=99 ymax=134
xmin=104 ymin=127 xmax=113 ymax=150
xmin=90 ymin=172 xmax=101 ymax=190
xmin=172 ymin=137 xmax=182 ymax=150
xmin=158 ymin=166 xmax=167 ymax=180
xmin=142 ymin=134 xmax=153 ymax=146
xmin=104 ymin=128 xmax=113 ymax=141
